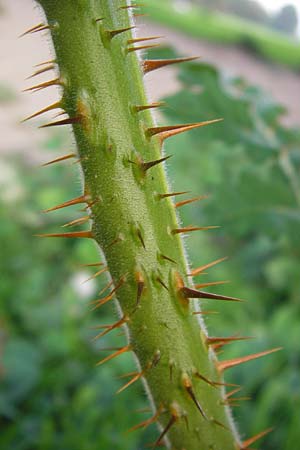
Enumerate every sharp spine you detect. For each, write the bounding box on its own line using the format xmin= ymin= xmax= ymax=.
xmin=107 ymin=26 xmax=134 ymax=39
xmin=194 ymin=280 xmax=229 ymax=289
xmin=160 ymin=254 xmax=177 ymax=264
xmin=141 ymin=155 xmax=172 ymax=172
xmin=135 ymin=271 xmax=145 ymax=307
xmin=182 ymin=373 xmax=208 ymax=419
xmin=146 ymin=119 xmax=223 ymax=144
xmin=41 ymin=153 xmax=76 ymax=167
xmin=239 ymin=428 xmax=274 ymax=449
xmin=62 ymin=216 xmax=90 ymax=228
xmin=22 ymin=101 xmax=62 ymax=122
xmin=93 ymin=315 xmax=129 ymax=341
xmin=128 ymin=35 xmax=163 ymax=44
xmin=153 ymin=403 xmax=180 ymax=448
xmin=82 ymin=266 xmax=108 ymax=284
xmin=189 ymin=256 xmax=228 ymax=277
xmin=218 ymin=347 xmax=282 ymax=372
xmin=43 ymin=194 xmax=90 ymax=212
xmin=96 ymin=345 xmax=131 ymax=366
xmin=23 ymin=78 xmax=61 ymax=92
xmin=128 ymin=406 xmax=163 ymax=433
xmin=134 ymin=102 xmax=165 ymax=112
xmin=36 ymin=231 xmax=93 ymax=239
xmin=91 ymin=275 xmax=127 ymax=310
xmin=206 ymin=335 xmax=253 ymax=347
xmin=127 ymin=43 xmax=160 ymax=53
xmin=175 ymin=195 xmax=208 ymax=208
xmin=34 ymin=59 xmax=56 ymax=67
xmin=158 ymin=191 xmax=189 ymax=199
xmin=180 ymin=286 xmax=243 ymax=302
xmin=143 ymin=56 xmax=199 ymax=74
xmin=26 ymin=64 xmax=55 ymax=79
xmin=172 ymin=226 xmax=219 ymax=235
xmin=19 ymin=22 xmax=46 ymax=37
xmin=40 ymin=116 xmax=82 ymax=128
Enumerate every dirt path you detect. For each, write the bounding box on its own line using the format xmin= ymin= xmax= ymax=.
xmin=1 ymin=0 xmax=299 ymax=157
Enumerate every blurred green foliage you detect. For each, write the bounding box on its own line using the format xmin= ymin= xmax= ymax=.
xmin=158 ymin=51 xmax=300 ymax=450
xmin=0 ymin=157 xmax=153 ymax=449
xmin=142 ymin=0 xmax=300 ymax=68
xmin=0 ymin=53 xmax=299 ymax=450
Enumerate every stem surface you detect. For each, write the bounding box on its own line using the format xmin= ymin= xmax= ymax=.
xmin=36 ymin=1 xmax=240 ymax=448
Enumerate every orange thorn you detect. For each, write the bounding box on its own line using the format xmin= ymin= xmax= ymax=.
xmin=175 ymin=195 xmax=208 ymax=208
xmin=96 ymin=345 xmax=131 ymax=366
xmin=26 ymin=64 xmax=55 ymax=80
xmin=34 ymin=59 xmax=56 ymax=67
xmin=91 ymin=275 xmax=127 ymax=310
xmin=19 ymin=22 xmax=45 ymax=37
xmin=143 ymin=56 xmax=199 ymax=74
xmin=141 ymin=155 xmax=172 ymax=172
xmin=22 ymin=101 xmax=62 ymax=123
xmin=23 ymin=78 xmax=61 ymax=92
xmin=194 ymin=372 xmax=218 ymax=388
xmin=134 ymin=102 xmax=165 ymax=112
xmin=194 ymin=371 xmax=238 ymax=388
xmin=128 ymin=406 xmax=163 ymax=433
xmin=127 ymin=43 xmax=161 ymax=53
xmin=181 ymin=286 xmax=243 ymax=302
xmin=117 ymin=370 xmax=144 ymax=394
xmin=218 ymin=348 xmax=282 ymax=373
xmin=39 ymin=116 xmax=82 ymax=128
xmin=29 ymin=24 xmax=51 ymax=34
xmin=182 ymin=374 xmax=208 ymax=420
xmin=107 ymin=26 xmax=135 ymax=39
xmin=62 ymin=216 xmax=90 ymax=228
xmin=153 ymin=406 xmax=179 ymax=448
xmin=36 ymin=231 xmax=93 ymax=239
xmin=43 ymin=194 xmax=90 ymax=212
xmin=194 ymin=280 xmax=229 ymax=289
xmin=128 ymin=35 xmax=163 ymax=44
xmin=41 ymin=153 xmax=76 ymax=167
xmin=206 ymin=336 xmax=254 ymax=347
xmin=135 ymin=271 xmax=145 ymax=307
xmin=240 ymin=427 xmax=274 ymax=449
xmin=172 ymin=226 xmax=219 ymax=235
xmin=158 ymin=191 xmax=189 ymax=199
xmin=147 ymin=119 xmax=222 ymax=144
xmin=225 ymin=387 xmax=243 ymax=399
xmin=93 ymin=315 xmax=129 ymax=341
xmin=223 ymin=396 xmax=251 ymax=406
xmin=98 ymin=280 xmax=114 ymax=296
xmin=189 ymin=257 xmax=228 ymax=277
xmin=82 ymin=266 xmax=108 ymax=284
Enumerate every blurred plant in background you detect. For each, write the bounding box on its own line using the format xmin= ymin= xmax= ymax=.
xmin=0 ymin=43 xmax=299 ymax=450
xmin=188 ymin=0 xmax=298 ymax=35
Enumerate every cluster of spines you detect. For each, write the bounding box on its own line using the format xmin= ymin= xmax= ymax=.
xmin=23 ymin=3 xmax=280 ymax=449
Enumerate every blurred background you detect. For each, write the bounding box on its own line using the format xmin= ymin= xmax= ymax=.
xmin=1 ymin=0 xmax=299 ymax=449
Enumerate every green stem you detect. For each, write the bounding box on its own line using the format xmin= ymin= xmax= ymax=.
xmin=35 ymin=1 xmax=240 ymax=448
